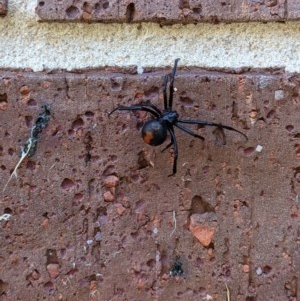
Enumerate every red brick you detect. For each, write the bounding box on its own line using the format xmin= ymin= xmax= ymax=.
xmin=0 ymin=0 xmax=7 ymax=16
xmin=0 ymin=67 xmax=299 ymax=300
xmin=36 ymin=0 xmax=299 ymax=23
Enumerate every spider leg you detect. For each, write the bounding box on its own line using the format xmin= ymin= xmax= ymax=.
xmin=161 ymin=140 xmax=173 ymax=153
xmin=177 ymin=119 xmax=248 ymax=140
xmin=174 ymin=123 xmax=205 ymax=141
xmin=108 ymin=105 xmax=160 ymax=118
xmin=148 ymin=104 xmax=163 ymax=115
xmin=163 ymin=75 xmax=169 ymax=110
xmin=167 ymin=126 xmax=178 ymax=177
xmin=168 ymin=58 xmax=180 ymax=110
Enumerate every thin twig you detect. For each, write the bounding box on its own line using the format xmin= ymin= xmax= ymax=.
xmin=225 ymin=283 xmax=230 ymax=301
xmin=2 ymin=138 xmax=33 ymax=192
xmin=169 ymin=210 xmax=177 ymax=237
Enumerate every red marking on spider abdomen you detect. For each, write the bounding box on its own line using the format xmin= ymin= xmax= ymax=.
xmin=143 ymin=131 xmax=153 ymax=144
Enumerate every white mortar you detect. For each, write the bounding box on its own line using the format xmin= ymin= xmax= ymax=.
xmin=0 ymin=0 xmax=299 ymax=72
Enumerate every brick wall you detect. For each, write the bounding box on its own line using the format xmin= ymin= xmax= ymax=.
xmin=35 ymin=0 xmax=300 ymax=23
xmin=0 ymin=1 xmax=299 ymax=300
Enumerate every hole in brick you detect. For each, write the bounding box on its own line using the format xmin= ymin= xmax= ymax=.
xmin=83 ymin=2 xmax=93 ymax=13
xmin=266 ymin=109 xmax=275 ymax=119
xmin=85 ymin=111 xmax=94 ymax=118
xmin=179 ymin=0 xmax=190 ymax=9
xmin=295 ymin=168 xmax=300 ymax=183
xmin=43 ymin=281 xmax=55 ymax=295
xmin=68 ymin=129 xmax=74 ymax=137
xmin=1 ymin=165 xmax=6 ymax=170
xmin=231 ymin=101 xmax=238 ymax=119
xmin=285 ymin=125 xmax=294 ymax=132
xmin=4 ymin=208 xmax=12 ymax=214
xmin=26 ymin=160 xmax=36 ymax=171
xmin=195 ymin=257 xmax=204 ymax=268
xmin=0 ymin=279 xmax=8 ymax=295
xmin=96 ymin=207 xmax=107 ymax=225
xmin=213 ymin=127 xmax=226 ymax=145
xmin=137 ymin=149 xmax=151 ymax=169
xmin=39 ymin=1 xmax=45 ymax=7
xmin=61 ymin=178 xmax=75 ymax=191
xmin=25 ymin=116 xmax=33 ymax=128
xmin=193 ymin=7 xmax=202 ymax=14
xmin=8 ymin=148 xmax=14 ymax=156
xmin=262 ymin=265 xmax=272 ymax=274
xmin=256 ymin=117 xmax=266 ymax=127
xmin=103 ymin=2 xmax=109 ymax=9
xmin=110 ymin=79 xmax=121 ymax=90
xmin=46 ymin=249 xmax=59 ymax=264
xmin=72 ymin=117 xmax=84 ymax=130
xmin=126 ymin=3 xmax=135 ymax=23
xmin=66 ymin=5 xmax=80 ymax=18
xmin=146 ymin=259 xmax=155 ymax=268
xmin=108 ymin=155 xmax=117 ymax=162
xmin=27 ymin=99 xmax=37 ymax=107
xmin=294 ymin=133 xmax=300 ymax=138
xmin=0 ymin=93 xmax=8 ymax=111
xmin=179 ymin=96 xmax=193 ymax=105
xmin=73 ymin=193 xmax=84 ymax=206
xmin=243 ymin=147 xmax=255 ymax=157
xmin=103 ymin=165 xmax=116 ymax=176
xmin=190 ymin=195 xmax=215 ymax=214
xmin=66 ymin=268 xmax=78 ymax=276
xmin=144 ymin=86 xmax=159 ymax=98
xmin=266 ymin=0 xmax=278 ymax=8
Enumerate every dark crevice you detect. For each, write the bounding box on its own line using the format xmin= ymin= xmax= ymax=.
xmin=83 ymin=131 xmax=93 ymax=164
xmin=126 ymin=3 xmax=135 ymax=23
xmin=179 ymin=0 xmax=190 ymax=9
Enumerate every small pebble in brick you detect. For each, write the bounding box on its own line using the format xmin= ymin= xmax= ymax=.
xmin=115 ymin=203 xmax=126 ymax=215
xmin=41 ymin=218 xmax=49 ymax=229
xmin=89 ymin=280 xmax=97 ymax=292
xmin=255 ymin=145 xmax=263 ymax=152
xmin=95 ymin=232 xmax=102 ymax=241
xmin=20 ymin=85 xmax=30 ymax=95
xmin=104 ymin=175 xmax=119 ymax=188
xmin=46 ymin=263 xmax=60 ymax=279
xmin=275 ymin=90 xmax=285 ymax=101
xmin=86 ymin=239 xmax=93 ymax=245
xmin=189 ymin=214 xmax=216 ymax=247
xmin=31 ymin=270 xmax=40 ymax=280
xmin=242 ymin=264 xmax=250 ymax=273
xmin=103 ymin=191 xmax=115 ymax=202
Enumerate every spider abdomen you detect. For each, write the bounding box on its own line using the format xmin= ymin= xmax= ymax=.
xmin=142 ymin=120 xmax=167 ymax=146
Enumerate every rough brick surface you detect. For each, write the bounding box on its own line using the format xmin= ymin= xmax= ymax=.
xmin=0 ymin=0 xmax=7 ymax=16
xmin=35 ymin=0 xmax=300 ymax=23
xmin=0 ymin=67 xmax=300 ymax=300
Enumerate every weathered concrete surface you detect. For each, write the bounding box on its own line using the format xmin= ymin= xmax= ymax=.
xmin=0 ymin=68 xmax=299 ymax=300
xmin=36 ymin=0 xmax=300 ymax=23
xmin=2 ymin=1 xmax=300 ymax=72
xmin=0 ymin=0 xmax=7 ymax=15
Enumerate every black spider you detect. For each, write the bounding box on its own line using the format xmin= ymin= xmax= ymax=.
xmin=109 ymin=59 xmax=247 ymax=176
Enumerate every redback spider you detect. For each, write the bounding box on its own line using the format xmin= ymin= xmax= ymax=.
xmin=109 ymin=59 xmax=247 ymax=176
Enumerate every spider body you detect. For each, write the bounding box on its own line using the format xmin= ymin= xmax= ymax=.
xmin=142 ymin=111 xmax=179 ymax=146
xmin=142 ymin=120 xmax=166 ymax=146
xmin=109 ymin=59 xmax=247 ymax=176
